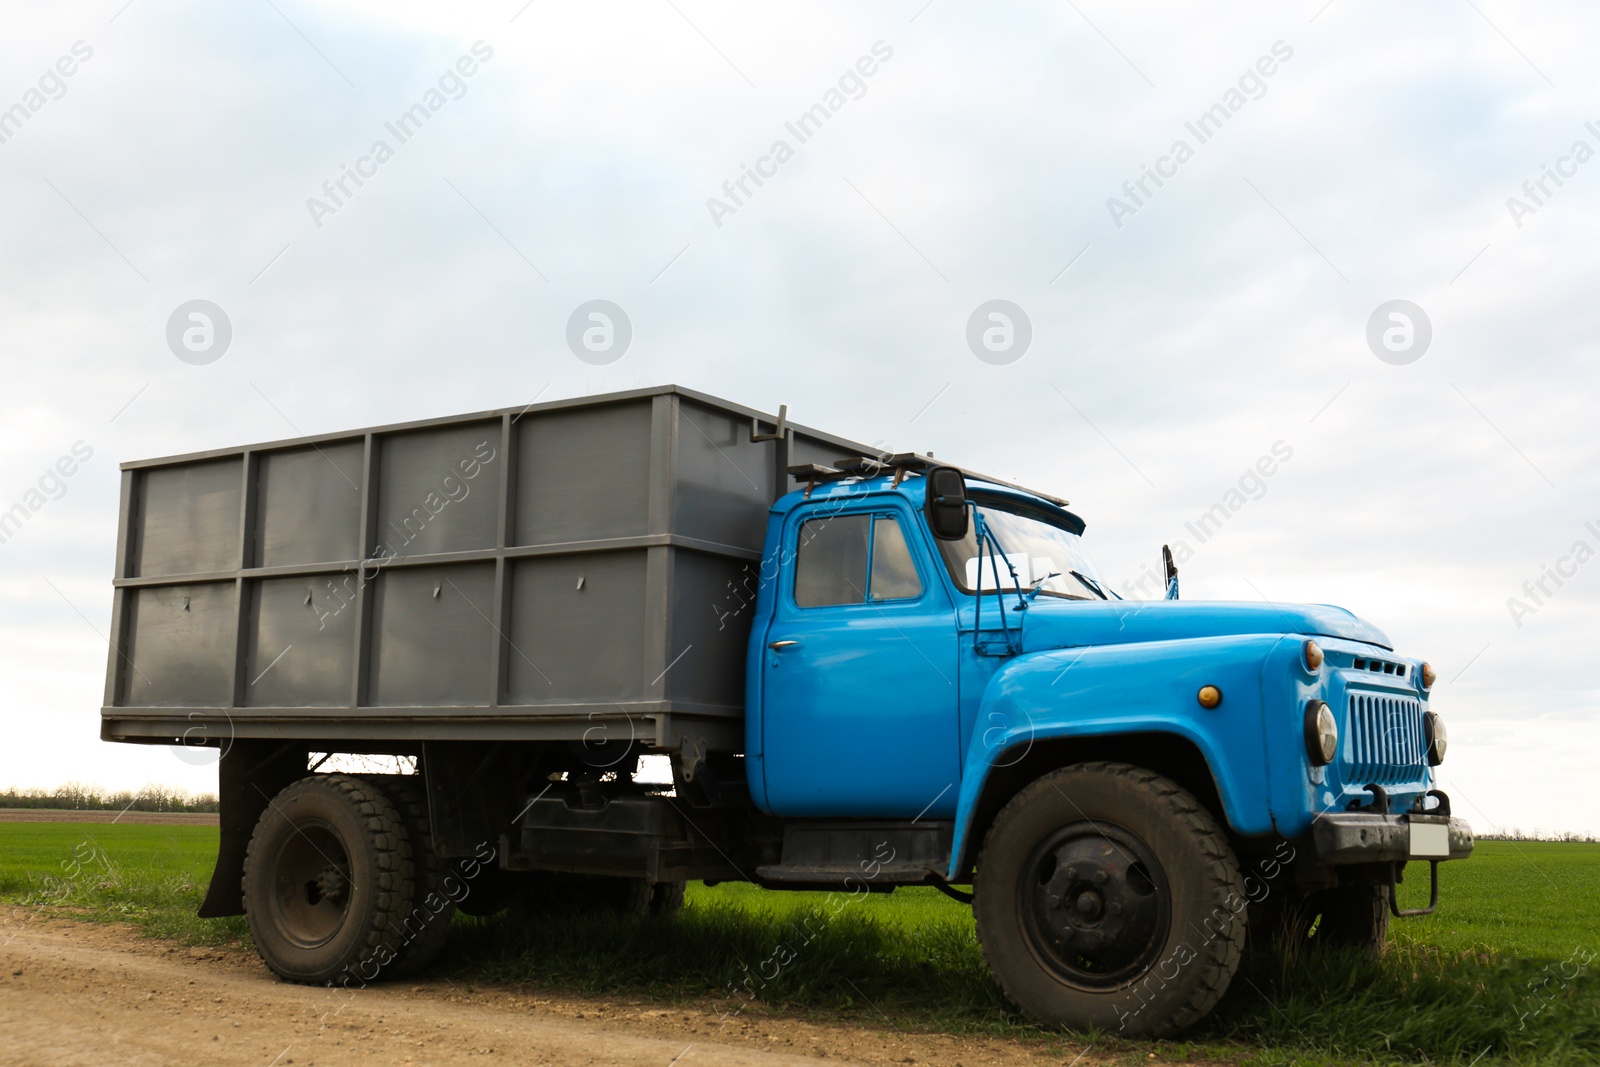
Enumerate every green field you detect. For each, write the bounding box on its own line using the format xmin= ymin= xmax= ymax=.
xmin=2 ymin=822 xmax=1596 ymax=1066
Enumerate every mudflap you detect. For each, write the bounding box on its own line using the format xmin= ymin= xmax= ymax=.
xmin=197 ymin=741 xmax=307 ymax=918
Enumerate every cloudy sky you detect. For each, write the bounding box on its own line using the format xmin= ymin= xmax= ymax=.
xmin=1 ymin=1 xmax=1595 ymax=836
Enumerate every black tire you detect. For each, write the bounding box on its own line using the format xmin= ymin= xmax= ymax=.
xmin=1251 ymin=882 xmax=1390 ymax=961
xmin=973 ymin=762 xmax=1246 ymax=1038
xmin=370 ymin=775 xmax=456 ymax=978
xmin=242 ymin=774 xmax=415 ymax=986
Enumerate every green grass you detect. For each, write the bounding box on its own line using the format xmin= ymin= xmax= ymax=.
xmin=1391 ymin=841 xmax=1599 ymax=957
xmin=0 ymin=822 xmax=246 ymax=944
xmin=2 ymin=823 xmax=1596 ymax=1066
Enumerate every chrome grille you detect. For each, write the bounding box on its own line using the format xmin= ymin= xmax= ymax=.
xmin=1344 ymin=692 xmax=1426 ymax=786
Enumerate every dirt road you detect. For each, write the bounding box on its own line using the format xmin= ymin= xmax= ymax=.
xmin=0 ymin=916 xmax=1136 ymax=1067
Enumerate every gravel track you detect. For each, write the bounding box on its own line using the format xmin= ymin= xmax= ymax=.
xmin=0 ymin=915 xmax=1162 ymax=1067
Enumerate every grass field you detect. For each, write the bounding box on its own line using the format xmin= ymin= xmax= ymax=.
xmin=1 ymin=822 xmax=1596 ymax=1066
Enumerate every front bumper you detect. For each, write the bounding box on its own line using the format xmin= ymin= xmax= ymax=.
xmin=1311 ymin=812 xmax=1474 ymax=864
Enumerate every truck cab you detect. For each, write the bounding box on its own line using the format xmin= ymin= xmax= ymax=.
xmin=741 ymin=459 xmax=1471 ymax=1034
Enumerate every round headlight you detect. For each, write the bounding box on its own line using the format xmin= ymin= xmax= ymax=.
xmin=1303 ymin=640 xmax=1325 ymax=671
xmin=1425 ymin=711 xmax=1447 ymax=766
xmin=1304 ymin=700 xmax=1338 ymax=766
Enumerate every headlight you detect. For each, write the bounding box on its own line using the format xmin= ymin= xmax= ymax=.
xmin=1425 ymin=711 xmax=1447 ymax=765
xmin=1304 ymin=700 xmax=1338 ymax=765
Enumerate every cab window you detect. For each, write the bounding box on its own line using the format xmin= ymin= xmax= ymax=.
xmin=793 ymin=513 xmax=923 ymax=607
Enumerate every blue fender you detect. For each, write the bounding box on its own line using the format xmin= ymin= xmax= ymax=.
xmin=947 ymin=633 xmax=1297 ymax=880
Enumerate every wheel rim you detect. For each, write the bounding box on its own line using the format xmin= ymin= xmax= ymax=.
xmin=1019 ymin=821 xmax=1171 ymax=989
xmin=270 ymin=820 xmax=354 ymax=948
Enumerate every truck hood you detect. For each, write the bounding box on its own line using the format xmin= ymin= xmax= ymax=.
xmin=1006 ymin=599 xmax=1392 ymax=652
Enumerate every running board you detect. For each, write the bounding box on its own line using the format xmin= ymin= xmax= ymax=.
xmin=755 ymin=820 xmax=952 ymax=888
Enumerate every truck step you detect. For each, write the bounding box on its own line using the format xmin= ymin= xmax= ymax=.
xmin=757 ymin=820 xmax=955 ymax=888
xmin=754 ymin=863 xmax=939 ymax=887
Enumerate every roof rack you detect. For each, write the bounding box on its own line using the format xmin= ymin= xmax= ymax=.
xmin=785 ymin=454 xmax=1069 ymax=508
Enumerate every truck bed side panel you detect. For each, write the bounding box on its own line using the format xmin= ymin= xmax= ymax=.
xmin=101 ymin=386 xmax=874 ymax=753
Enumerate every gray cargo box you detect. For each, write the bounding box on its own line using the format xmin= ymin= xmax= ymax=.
xmin=101 ymin=386 xmax=874 ymax=754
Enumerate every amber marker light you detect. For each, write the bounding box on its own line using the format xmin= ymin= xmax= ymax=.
xmin=1421 ymin=662 xmax=1437 ymax=689
xmin=1303 ymin=640 xmax=1324 ymax=671
xmin=1197 ymin=685 xmax=1223 ymax=709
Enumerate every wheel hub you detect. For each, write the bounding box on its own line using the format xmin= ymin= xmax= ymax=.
xmin=1022 ymin=823 xmax=1170 ymax=988
xmin=271 ymin=822 xmax=354 ymax=948
xmin=309 ymin=864 xmax=347 ymax=906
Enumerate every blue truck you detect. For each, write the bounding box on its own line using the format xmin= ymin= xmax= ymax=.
xmin=102 ymin=385 xmax=1472 ymax=1035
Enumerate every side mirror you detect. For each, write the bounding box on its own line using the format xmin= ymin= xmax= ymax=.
xmin=925 ymin=467 xmax=970 ymax=541
xmin=1162 ymin=544 xmax=1180 ymax=600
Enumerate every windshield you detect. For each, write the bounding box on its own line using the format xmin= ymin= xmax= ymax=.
xmin=936 ymin=501 xmax=1111 ymax=601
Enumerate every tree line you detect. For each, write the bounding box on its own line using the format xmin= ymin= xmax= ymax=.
xmin=1478 ymin=829 xmax=1598 ymax=843
xmin=0 ymin=783 xmax=219 ymax=812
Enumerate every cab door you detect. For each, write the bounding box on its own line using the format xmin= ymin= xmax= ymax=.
xmin=759 ymin=504 xmax=961 ymax=817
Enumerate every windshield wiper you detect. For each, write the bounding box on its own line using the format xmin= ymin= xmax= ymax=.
xmin=1025 ymin=572 xmax=1061 ymax=601
xmin=1070 ymin=569 xmax=1110 ymax=600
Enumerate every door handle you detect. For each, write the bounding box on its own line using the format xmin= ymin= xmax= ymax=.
xmin=768 ymin=640 xmax=799 ymax=650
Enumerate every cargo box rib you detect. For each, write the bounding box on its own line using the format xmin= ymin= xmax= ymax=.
xmin=100 ymin=385 xmax=878 ymax=753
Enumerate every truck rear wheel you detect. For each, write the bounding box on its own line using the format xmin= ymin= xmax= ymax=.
xmin=241 ymin=774 xmax=415 ymax=985
xmin=973 ymin=762 xmax=1246 ymax=1037
xmin=372 ymin=775 xmax=457 ymax=977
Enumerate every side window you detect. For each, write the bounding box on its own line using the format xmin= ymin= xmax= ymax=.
xmin=869 ymin=516 xmax=922 ymax=600
xmin=794 ymin=514 xmax=868 ymax=607
xmin=793 ymin=512 xmax=923 ymax=608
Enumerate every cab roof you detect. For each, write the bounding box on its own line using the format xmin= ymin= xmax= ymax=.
xmin=773 ymin=468 xmax=1088 ymax=534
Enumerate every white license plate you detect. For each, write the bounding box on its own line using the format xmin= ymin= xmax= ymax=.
xmin=1409 ymin=821 xmax=1450 ymax=858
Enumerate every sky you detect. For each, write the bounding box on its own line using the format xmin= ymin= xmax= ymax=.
xmin=0 ymin=0 xmax=1595 ymax=836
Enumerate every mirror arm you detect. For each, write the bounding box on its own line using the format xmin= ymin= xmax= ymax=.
xmin=975 ymin=514 xmax=1019 ymax=655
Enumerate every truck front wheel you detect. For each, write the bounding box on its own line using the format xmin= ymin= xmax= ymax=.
xmin=241 ymin=774 xmax=415 ymax=985
xmin=973 ymin=762 xmax=1246 ymax=1037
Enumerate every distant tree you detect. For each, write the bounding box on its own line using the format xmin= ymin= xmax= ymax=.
xmin=0 ymin=784 xmax=219 ymax=813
